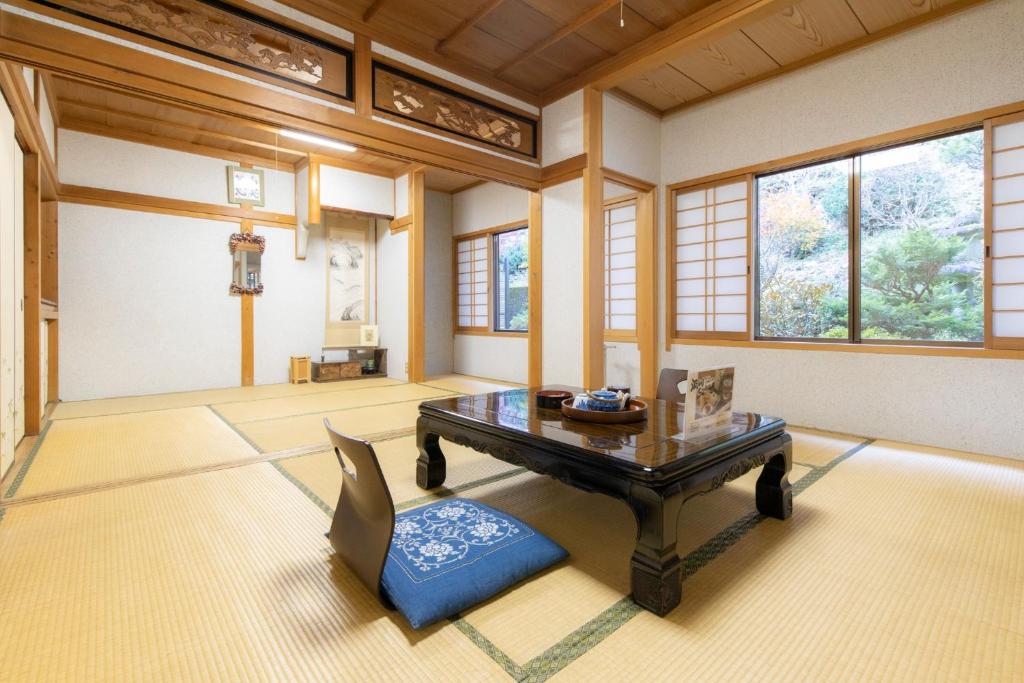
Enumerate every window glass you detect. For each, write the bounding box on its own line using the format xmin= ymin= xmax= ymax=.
xmin=757 ymin=159 xmax=850 ymax=339
xmin=493 ymin=228 xmax=528 ymax=332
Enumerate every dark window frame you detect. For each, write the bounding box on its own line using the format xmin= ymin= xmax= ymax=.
xmin=754 ymin=127 xmax=985 ymax=348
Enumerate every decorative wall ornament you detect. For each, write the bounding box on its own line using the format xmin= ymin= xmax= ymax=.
xmin=226 ymin=166 xmax=265 ymax=206
xmin=230 ymin=282 xmax=263 ymax=296
xmin=372 ymin=62 xmax=537 ymax=158
xmin=35 ymin=0 xmax=352 ymax=101
xmin=229 ymin=232 xmax=265 ymax=253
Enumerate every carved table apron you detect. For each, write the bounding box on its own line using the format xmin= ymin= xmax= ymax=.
xmin=415 ymin=394 xmax=792 ymax=617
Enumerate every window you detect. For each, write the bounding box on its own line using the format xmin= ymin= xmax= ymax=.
xmin=454 ymin=224 xmax=529 ymax=334
xmin=605 ymin=199 xmax=637 ymax=336
xmin=493 ymin=228 xmax=528 ymax=332
xmin=987 ymin=114 xmax=1024 ymax=349
xmin=455 ymin=234 xmax=489 ymax=330
xmin=756 ymin=128 xmax=984 ymax=345
xmin=672 ymin=177 xmax=750 ymax=339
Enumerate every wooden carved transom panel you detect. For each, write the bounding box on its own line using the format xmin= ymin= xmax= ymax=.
xmin=41 ymin=0 xmax=351 ymax=101
xmin=372 ymin=62 xmax=537 ymax=158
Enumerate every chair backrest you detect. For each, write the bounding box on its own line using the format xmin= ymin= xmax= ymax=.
xmin=323 ymin=418 xmax=395 ymax=607
xmin=656 ymin=368 xmax=689 ymax=403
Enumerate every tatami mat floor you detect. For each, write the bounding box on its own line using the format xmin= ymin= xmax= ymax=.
xmin=1 ymin=375 xmax=1022 ymax=681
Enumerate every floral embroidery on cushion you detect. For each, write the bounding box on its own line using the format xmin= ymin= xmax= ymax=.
xmin=389 ymin=500 xmax=532 ymax=580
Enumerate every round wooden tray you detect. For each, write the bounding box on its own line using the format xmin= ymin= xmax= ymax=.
xmin=560 ymin=398 xmax=648 ymax=424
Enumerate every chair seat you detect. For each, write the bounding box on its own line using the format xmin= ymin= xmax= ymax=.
xmin=381 ymin=498 xmax=568 ymax=629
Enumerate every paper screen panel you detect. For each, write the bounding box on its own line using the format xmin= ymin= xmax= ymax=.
xmin=674 ymin=178 xmax=749 ymax=337
xmin=605 ymin=201 xmax=637 ymax=333
xmin=991 ymin=118 xmax=1024 ymax=346
xmin=456 ymin=235 xmax=489 ymax=329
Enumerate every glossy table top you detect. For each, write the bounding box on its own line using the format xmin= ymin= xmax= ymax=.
xmin=420 ymin=386 xmax=785 ymax=476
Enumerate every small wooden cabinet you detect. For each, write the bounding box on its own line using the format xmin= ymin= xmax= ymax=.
xmin=289 ymin=356 xmax=311 ymax=384
xmin=312 ymin=347 xmax=388 ymax=383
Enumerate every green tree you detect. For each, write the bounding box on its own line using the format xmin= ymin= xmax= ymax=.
xmin=860 ymin=228 xmax=982 ymax=341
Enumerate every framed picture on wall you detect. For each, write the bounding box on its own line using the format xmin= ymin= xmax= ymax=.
xmin=359 ymin=325 xmax=379 ymax=347
xmin=226 ymin=166 xmax=265 ymax=206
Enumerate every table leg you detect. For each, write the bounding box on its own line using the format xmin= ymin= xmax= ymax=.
xmin=756 ymin=436 xmax=793 ymax=520
xmin=416 ymin=419 xmax=447 ymax=489
xmin=628 ymin=486 xmax=685 ymax=616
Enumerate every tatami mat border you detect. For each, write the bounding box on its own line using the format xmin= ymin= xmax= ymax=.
xmin=3 ymin=422 xmax=52 ymax=499
xmin=207 ymin=405 xmax=266 ymax=452
xmin=270 ymin=425 xmax=875 ymax=682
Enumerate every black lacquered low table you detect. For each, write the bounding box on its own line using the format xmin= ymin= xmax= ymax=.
xmin=415 ymin=387 xmax=792 ymax=616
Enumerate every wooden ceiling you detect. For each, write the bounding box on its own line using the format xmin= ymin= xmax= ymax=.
xmin=50 ymin=76 xmax=480 ymax=191
xmin=275 ymin=0 xmax=987 ymax=114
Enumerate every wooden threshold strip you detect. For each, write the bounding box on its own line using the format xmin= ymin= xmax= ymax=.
xmin=59 ymin=184 xmax=296 ymax=228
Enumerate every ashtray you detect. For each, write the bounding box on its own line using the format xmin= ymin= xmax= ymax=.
xmin=536 ymin=390 xmax=573 ymax=409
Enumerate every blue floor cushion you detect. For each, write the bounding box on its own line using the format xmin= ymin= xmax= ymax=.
xmin=381 ymin=499 xmax=568 ymax=629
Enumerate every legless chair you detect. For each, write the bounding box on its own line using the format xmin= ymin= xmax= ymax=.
xmin=323 ymin=418 xmax=567 ymax=629
xmin=324 ymin=418 xmax=394 ymax=608
xmin=656 ymin=368 xmax=689 ymax=402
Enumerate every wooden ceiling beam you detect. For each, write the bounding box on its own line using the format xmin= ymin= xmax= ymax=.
xmin=362 ymin=0 xmax=385 ymax=23
xmin=57 ymin=96 xmax=309 ymax=158
xmin=540 ymin=0 xmax=790 ymax=102
xmin=436 ymin=0 xmax=506 ymax=54
xmin=495 ymin=0 xmax=619 ymax=76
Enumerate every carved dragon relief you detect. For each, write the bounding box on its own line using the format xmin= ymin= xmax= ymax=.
xmin=60 ymin=0 xmax=326 ymax=85
xmin=373 ymin=66 xmax=535 ymax=156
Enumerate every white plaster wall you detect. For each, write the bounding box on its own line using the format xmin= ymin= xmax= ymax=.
xmin=451 ymin=181 xmax=529 ymax=383
xmin=376 ymin=219 xmax=408 ymax=381
xmin=256 ymin=165 xmax=296 ymax=215
xmin=605 ymin=342 xmax=641 ymax=393
xmin=661 ymin=0 xmax=1024 ymax=183
xmin=21 ymin=67 xmax=33 ymax=101
xmin=603 ymin=93 xmax=660 ymax=184
xmin=666 ymin=345 xmax=1024 ymax=460
xmin=253 ymin=224 xmax=325 ymax=384
xmin=295 ymin=164 xmax=309 ymax=227
xmin=394 ymin=173 xmax=409 ymax=217
xmin=58 ymin=130 xmax=294 ymax=211
xmin=542 ymin=91 xmax=583 ymax=165
xmin=452 ymin=181 xmax=529 ymax=234
xmin=58 ymin=203 xmax=239 ymax=400
xmin=319 ymin=165 xmax=394 ymax=217
xmin=424 ymin=191 xmax=453 ymax=376
xmin=541 ymin=179 xmax=584 ymax=387
xmin=453 ymin=335 xmax=527 ymax=384
xmin=658 ymin=0 xmax=1024 ymax=459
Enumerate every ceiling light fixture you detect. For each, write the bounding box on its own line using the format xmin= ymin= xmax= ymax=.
xmin=279 ymin=129 xmax=357 ymax=153
xmin=619 ymin=0 xmax=624 ymax=28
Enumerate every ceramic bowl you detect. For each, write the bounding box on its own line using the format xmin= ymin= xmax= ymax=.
xmin=536 ymin=390 xmax=573 ymax=410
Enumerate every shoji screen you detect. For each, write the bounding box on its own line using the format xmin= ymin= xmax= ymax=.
xmin=605 ymin=199 xmax=637 ymax=336
xmin=673 ymin=176 xmax=750 ymax=339
xmin=455 ymin=234 xmax=489 ymax=330
xmin=990 ymin=115 xmax=1024 ymax=349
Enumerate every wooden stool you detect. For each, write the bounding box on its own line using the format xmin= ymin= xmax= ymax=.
xmin=289 ymin=356 xmax=311 ymax=384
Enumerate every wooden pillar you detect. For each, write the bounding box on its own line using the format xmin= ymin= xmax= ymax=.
xmin=354 ymin=34 xmax=372 ymax=118
xmin=22 ymin=154 xmax=42 ymax=434
xmin=308 ymin=155 xmax=321 ymax=226
xmin=582 ymin=87 xmax=605 ymax=388
xmin=636 ymin=189 xmax=657 ymax=398
xmin=240 ymin=218 xmax=254 ymax=386
xmin=41 ymin=200 xmax=57 ymax=403
xmin=408 ymin=168 xmax=425 ymax=382
xmin=528 ymin=191 xmax=542 ymax=386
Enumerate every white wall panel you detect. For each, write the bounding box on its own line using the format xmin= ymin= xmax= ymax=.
xmin=255 ymin=165 xmax=296 ymax=215
xmin=376 ymin=219 xmax=408 ymax=381
xmin=38 ymin=81 xmax=55 ymax=161
xmin=14 ymin=142 xmax=24 ymax=443
xmin=254 ymin=225 xmax=325 ymax=385
xmin=453 ymin=334 xmax=527 ymax=384
xmin=0 ymin=97 xmax=15 ymax=475
xmin=425 ymin=191 xmax=453 ymax=376
xmin=60 ymin=130 xmax=247 ymax=205
xmin=320 ymin=165 xmax=394 ymax=217
xmin=541 ymin=179 xmax=583 ymax=386
xmin=542 ymin=91 xmax=583 ymax=166
xmin=394 ymin=173 xmax=409 ymax=217
xmin=603 ymin=93 xmax=660 ymax=184
xmin=452 ymin=182 xmax=529 ymax=235
xmin=59 ymin=204 xmax=240 ymax=400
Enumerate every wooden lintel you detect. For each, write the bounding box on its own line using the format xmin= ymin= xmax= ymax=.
xmin=540 ymin=153 xmax=588 ymax=188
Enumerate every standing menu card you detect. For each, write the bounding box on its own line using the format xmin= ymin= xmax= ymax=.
xmin=682 ymin=366 xmax=735 ymax=437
